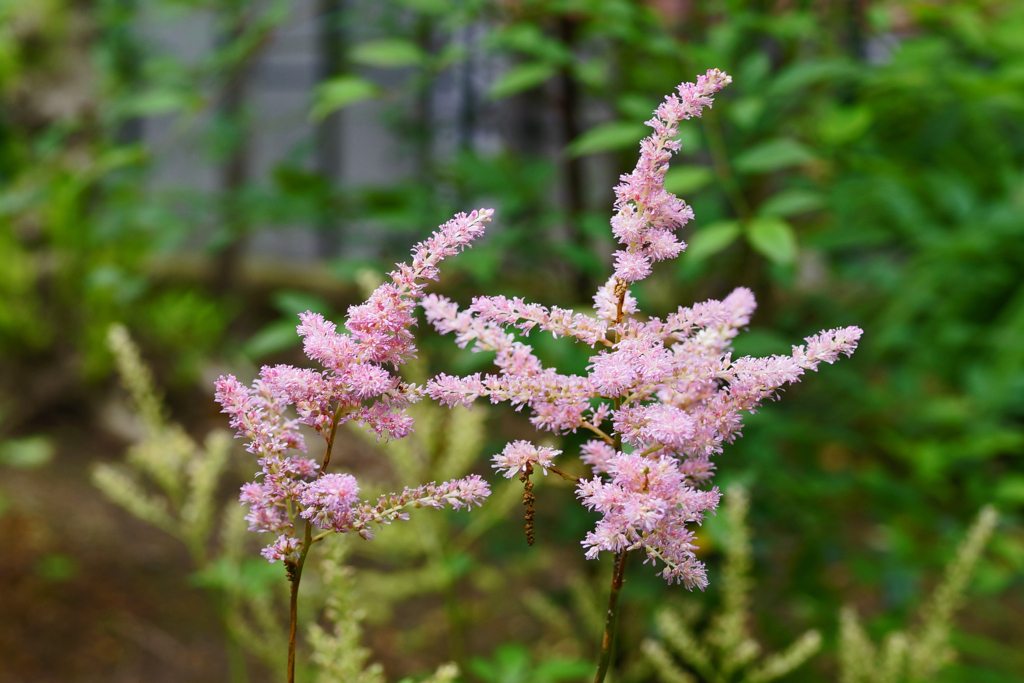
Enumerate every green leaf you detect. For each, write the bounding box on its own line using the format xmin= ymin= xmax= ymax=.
xmin=676 ymin=126 xmax=702 ymax=154
xmin=470 ymin=643 xmax=531 ymax=682
xmin=350 ymin=38 xmax=425 ymax=68
xmin=241 ymin=320 xmax=302 ymax=359
xmin=769 ymin=59 xmax=858 ymax=95
xmin=728 ymin=96 xmax=765 ymax=129
xmin=486 ymin=23 xmax=569 ymax=63
xmin=759 ymin=189 xmax=826 ymax=217
xmin=271 ymin=290 xmax=332 ymax=317
xmin=488 ymin=62 xmax=556 ymax=100
xmin=0 ymin=436 xmax=55 ymax=469
xmin=733 ymin=138 xmax=817 ymax=174
xmin=818 ymin=105 xmax=873 ymax=146
xmin=617 ymin=93 xmax=657 ymax=121
xmin=122 ymin=88 xmax=198 ymax=116
xmin=572 ymin=57 xmax=608 ymax=89
xmin=93 ymin=147 xmax=147 ymax=176
xmin=994 ymin=476 xmax=1024 ymax=504
xmin=664 ymin=165 xmax=714 ymax=195
xmin=567 ymin=121 xmax=647 ymax=157
xmin=533 ymin=658 xmax=593 ymax=681
xmin=310 ymin=76 xmax=379 ymax=121
xmin=745 ymin=217 xmax=798 ymax=264
xmin=685 ymin=221 xmax=741 ymax=262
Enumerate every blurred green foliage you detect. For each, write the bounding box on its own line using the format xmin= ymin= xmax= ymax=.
xmin=1 ymin=0 xmax=1022 ymax=681
xmin=0 ymin=0 xmax=231 ymax=387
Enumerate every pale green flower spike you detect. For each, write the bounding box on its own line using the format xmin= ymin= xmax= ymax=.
xmin=95 ymin=324 xmax=232 ymax=562
xmin=838 ymin=505 xmax=998 ymax=683
xmin=309 ymin=537 xmax=385 ymax=683
xmin=643 ymin=484 xmax=822 ymax=683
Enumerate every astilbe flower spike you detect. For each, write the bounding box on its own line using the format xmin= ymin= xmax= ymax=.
xmin=423 ymin=70 xmax=862 ymax=590
xmin=215 ymin=209 xmax=495 ymax=564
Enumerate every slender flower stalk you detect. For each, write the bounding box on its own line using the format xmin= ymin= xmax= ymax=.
xmin=423 ymin=70 xmax=862 ymax=681
xmin=594 ymin=549 xmax=630 ymax=683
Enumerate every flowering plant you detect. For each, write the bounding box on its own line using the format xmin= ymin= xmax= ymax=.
xmin=215 ymin=69 xmax=861 ymax=682
xmin=421 ymin=68 xmax=860 ymax=680
xmin=215 ymin=211 xmax=495 ymax=679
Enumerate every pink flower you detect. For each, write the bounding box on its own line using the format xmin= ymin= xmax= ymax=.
xmin=577 ymin=454 xmax=721 ymax=589
xmin=610 ymin=69 xmax=732 ymax=283
xmin=261 ymin=535 xmax=302 ymax=564
xmin=221 ymin=70 xmax=861 ymax=592
xmin=580 ymin=440 xmax=617 ymax=475
xmin=492 ymin=440 xmax=561 ymax=478
xmin=299 ymin=473 xmax=361 ymax=531
xmin=613 ymin=404 xmax=696 ymax=450
xmin=593 ymin=276 xmax=638 ymax=323
xmin=613 ymin=251 xmax=652 ymax=283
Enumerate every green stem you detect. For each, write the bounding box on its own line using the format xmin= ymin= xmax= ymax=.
xmin=287 ymin=523 xmax=313 ymax=683
xmin=548 ymin=465 xmax=580 ymax=483
xmin=582 ymin=421 xmax=616 ymax=446
xmin=638 ymin=443 xmax=665 ymax=458
xmin=593 ymin=549 xmax=630 ymax=683
xmin=319 ymin=406 xmax=344 ymax=474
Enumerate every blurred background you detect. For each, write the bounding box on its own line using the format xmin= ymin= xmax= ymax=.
xmin=1 ymin=0 xmax=1022 ymax=681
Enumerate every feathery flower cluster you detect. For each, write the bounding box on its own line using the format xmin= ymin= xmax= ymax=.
xmin=578 ymin=454 xmax=720 ymax=586
xmin=215 ymin=210 xmax=495 ymax=562
xmin=423 ymin=70 xmax=862 ymax=588
xmin=611 ymin=68 xmax=732 ymax=283
xmin=492 ymin=440 xmax=561 ymax=478
xmin=348 ymin=476 xmax=491 ymax=540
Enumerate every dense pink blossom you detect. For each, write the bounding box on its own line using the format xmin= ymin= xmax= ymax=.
xmin=299 ymin=473 xmax=361 ymax=531
xmin=613 ymin=404 xmax=696 ymax=450
xmin=578 ymin=454 xmax=720 ymax=587
xmin=580 ymin=440 xmax=617 ymax=475
xmin=424 ymin=71 xmax=862 ymax=588
xmin=215 ymin=210 xmax=494 ymax=561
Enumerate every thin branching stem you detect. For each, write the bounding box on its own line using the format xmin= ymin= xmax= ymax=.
xmin=592 ymin=286 xmax=631 ymax=683
xmin=287 ymin=523 xmax=312 ymax=683
xmin=582 ymin=421 xmax=616 ymax=446
xmin=319 ymin=405 xmax=344 ymax=474
xmin=549 ymin=466 xmax=581 ymax=482
xmin=287 ymin=403 xmax=344 ymax=683
xmin=638 ymin=443 xmax=665 ymax=458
